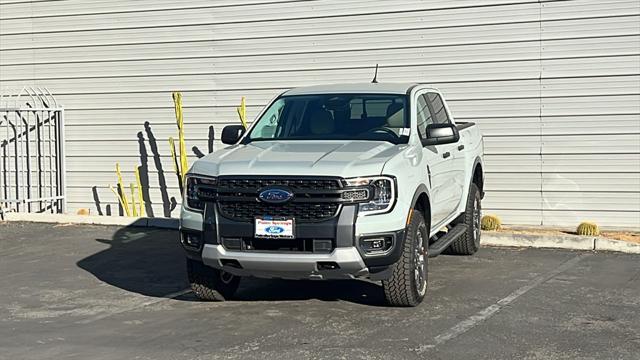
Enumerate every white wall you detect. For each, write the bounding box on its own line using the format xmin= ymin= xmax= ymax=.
xmin=1 ymin=0 xmax=639 ymax=228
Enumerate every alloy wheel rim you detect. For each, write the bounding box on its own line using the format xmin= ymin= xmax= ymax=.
xmin=473 ymin=196 xmax=481 ymax=247
xmin=414 ymin=229 xmax=427 ymax=296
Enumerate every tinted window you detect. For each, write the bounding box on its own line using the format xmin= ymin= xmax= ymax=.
xmin=247 ymin=94 xmax=409 ymax=144
xmin=427 ymin=93 xmax=450 ymax=124
xmin=416 ymin=94 xmax=434 ymax=140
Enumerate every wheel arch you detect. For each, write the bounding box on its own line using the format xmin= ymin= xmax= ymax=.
xmin=410 ymin=184 xmax=431 ymax=230
xmin=472 ymin=157 xmax=484 ymax=199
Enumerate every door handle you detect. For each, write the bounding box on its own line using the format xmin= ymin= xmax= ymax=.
xmin=442 ymin=151 xmax=451 ymax=159
xmin=458 ymin=145 xmax=465 ymax=151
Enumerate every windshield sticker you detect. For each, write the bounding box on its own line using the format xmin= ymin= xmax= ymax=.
xmin=400 ymin=128 xmax=411 ymax=136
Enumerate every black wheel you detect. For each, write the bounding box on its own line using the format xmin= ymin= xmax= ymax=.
xmin=382 ymin=209 xmax=428 ymax=307
xmin=186 ymin=258 xmax=240 ymax=301
xmin=449 ymin=183 xmax=481 ymax=255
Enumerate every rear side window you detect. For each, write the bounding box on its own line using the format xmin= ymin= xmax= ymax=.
xmin=426 ymin=93 xmax=450 ymax=124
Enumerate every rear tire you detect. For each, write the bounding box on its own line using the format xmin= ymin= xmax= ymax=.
xmin=449 ymin=183 xmax=481 ymax=255
xmin=382 ymin=209 xmax=428 ymax=307
xmin=186 ymin=258 xmax=240 ymax=301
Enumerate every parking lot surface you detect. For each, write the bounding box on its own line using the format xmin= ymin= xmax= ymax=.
xmin=1 ymin=222 xmax=639 ymax=360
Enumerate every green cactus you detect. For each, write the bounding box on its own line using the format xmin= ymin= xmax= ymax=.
xmin=576 ymin=221 xmax=600 ymax=236
xmin=481 ymin=214 xmax=502 ymax=231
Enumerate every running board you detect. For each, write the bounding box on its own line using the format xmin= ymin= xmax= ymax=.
xmin=428 ymin=224 xmax=467 ymax=258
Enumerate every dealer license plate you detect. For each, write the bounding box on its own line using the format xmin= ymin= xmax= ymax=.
xmin=255 ymin=217 xmax=295 ymax=239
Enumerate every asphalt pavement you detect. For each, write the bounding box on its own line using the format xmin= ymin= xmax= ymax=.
xmin=1 ymin=221 xmax=639 ymax=360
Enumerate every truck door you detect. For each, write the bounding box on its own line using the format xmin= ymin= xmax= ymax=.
xmin=426 ymin=92 xmax=466 ymax=216
xmin=416 ymin=92 xmax=462 ymax=228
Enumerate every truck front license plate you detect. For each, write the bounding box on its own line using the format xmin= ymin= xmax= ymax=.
xmin=255 ymin=217 xmax=295 ymax=239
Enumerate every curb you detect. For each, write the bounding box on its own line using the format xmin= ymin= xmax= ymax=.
xmin=481 ymin=231 xmax=640 ymax=254
xmin=595 ymin=237 xmax=640 ymax=254
xmin=2 ymin=213 xmax=179 ymax=229
xmin=481 ymin=232 xmax=595 ymax=251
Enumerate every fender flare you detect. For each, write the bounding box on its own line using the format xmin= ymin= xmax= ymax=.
xmin=410 ymin=184 xmax=430 ymax=210
xmin=409 ymin=184 xmax=431 ymax=229
xmin=471 ymin=156 xmax=484 ymax=198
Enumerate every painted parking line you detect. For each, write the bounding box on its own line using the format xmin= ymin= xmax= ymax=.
xmin=418 ymin=253 xmax=589 ymax=352
xmin=75 ymin=289 xmax=192 ymax=325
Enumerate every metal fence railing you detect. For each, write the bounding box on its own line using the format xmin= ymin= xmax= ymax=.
xmin=0 ymin=87 xmax=66 ymax=216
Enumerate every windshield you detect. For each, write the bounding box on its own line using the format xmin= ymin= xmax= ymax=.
xmin=246 ymin=94 xmax=409 ymax=144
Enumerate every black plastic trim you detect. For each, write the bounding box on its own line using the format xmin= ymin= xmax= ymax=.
xmin=336 ymin=205 xmax=358 ymax=247
xmin=456 ymin=121 xmax=476 ymax=131
xmin=203 ymin=202 xmax=218 ymax=245
xmin=410 ymin=184 xmax=430 ymax=211
xmin=358 ymin=229 xmax=406 ymax=268
xmin=472 ymin=156 xmax=485 ymax=199
xmin=213 ymin=204 xmax=357 ymax=249
xmin=179 ymin=229 xmax=205 ymax=260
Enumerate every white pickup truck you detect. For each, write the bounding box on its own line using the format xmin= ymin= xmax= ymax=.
xmin=179 ymin=83 xmax=484 ymax=306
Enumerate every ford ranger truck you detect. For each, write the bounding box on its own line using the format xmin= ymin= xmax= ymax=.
xmin=180 ymin=83 xmax=484 ymax=307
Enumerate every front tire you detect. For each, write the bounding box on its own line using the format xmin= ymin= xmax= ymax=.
xmin=186 ymin=258 xmax=240 ymax=301
xmin=382 ymin=209 xmax=428 ymax=307
xmin=449 ymin=183 xmax=482 ymax=255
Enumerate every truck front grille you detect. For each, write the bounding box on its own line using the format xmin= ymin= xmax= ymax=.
xmin=215 ymin=176 xmax=343 ymax=223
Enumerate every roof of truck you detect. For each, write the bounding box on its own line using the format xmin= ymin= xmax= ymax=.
xmin=283 ymin=82 xmax=420 ymax=96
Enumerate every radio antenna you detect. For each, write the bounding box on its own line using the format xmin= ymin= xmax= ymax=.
xmin=371 ymin=64 xmax=379 ymax=83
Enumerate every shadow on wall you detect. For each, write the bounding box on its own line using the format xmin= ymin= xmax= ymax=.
xmin=76 ymin=225 xmax=386 ymax=305
xmin=192 ymin=125 xmax=216 ymax=159
xmin=91 ymin=122 xmax=216 ymax=217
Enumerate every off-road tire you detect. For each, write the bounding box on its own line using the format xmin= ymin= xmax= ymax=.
xmin=382 ymin=209 xmax=428 ymax=307
xmin=449 ymin=183 xmax=481 ymax=255
xmin=186 ymin=258 xmax=240 ymax=301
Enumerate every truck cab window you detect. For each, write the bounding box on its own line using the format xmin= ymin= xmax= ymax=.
xmin=416 ymin=94 xmax=434 ymax=140
xmin=247 ymin=94 xmax=409 ymax=144
xmin=427 ymin=93 xmax=450 ymax=124
xmin=251 ymin=98 xmax=285 ymax=138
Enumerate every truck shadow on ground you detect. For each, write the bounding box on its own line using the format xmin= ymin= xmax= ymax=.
xmin=76 ymin=225 xmax=188 ymax=298
xmin=76 ymin=225 xmax=386 ymax=306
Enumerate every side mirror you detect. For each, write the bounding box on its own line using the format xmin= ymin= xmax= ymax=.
xmin=221 ymin=125 xmax=246 ymax=145
xmin=421 ymin=123 xmax=460 ymax=146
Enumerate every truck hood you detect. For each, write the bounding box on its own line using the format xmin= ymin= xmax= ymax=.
xmin=190 ymin=140 xmax=408 ymax=178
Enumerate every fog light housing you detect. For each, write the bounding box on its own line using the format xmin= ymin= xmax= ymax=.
xmin=181 ymin=232 xmax=203 ymax=250
xmin=360 ymin=236 xmax=393 ymax=254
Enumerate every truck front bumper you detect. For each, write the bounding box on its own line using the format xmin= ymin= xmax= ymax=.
xmin=201 ymin=245 xmax=369 ymax=280
xmin=180 ymin=203 xmax=407 ymax=280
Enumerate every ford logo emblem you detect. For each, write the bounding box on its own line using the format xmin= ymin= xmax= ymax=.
xmin=258 ymin=188 xmax=294 ymax=204
xmin=265 ymin=226 xmax=285 ymax=234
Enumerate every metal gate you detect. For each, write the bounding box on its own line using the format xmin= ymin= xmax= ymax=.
xmin=0 ymin=87 xmax=66 ymax=216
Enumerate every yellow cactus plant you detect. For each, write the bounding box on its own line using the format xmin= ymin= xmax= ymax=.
xmin=237 ymin=96 xmax=247 ymax=128
xmin=169 ymin=92 xmax=189 ymax=194
xmin=109 ymin=163 xmax=144 ymax=217
xmin=576 ymin=221 xmax=600 ymax=236
xmin=481 ymin=214 xmax=502 ymax=231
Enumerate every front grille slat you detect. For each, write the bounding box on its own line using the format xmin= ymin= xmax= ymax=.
xmin=214 ymin=177 xmax=342 ymax=223
xmin=218 ymin=202 xmax=340 ymax=223
xmin=217 ymin=178 xmax=341 ymax=191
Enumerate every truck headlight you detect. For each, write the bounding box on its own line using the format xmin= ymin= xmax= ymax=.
xmin=185 ymin=175 xmax=217 ymax=211
xmin=345 ymin=176 xmax=396 ymax=216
